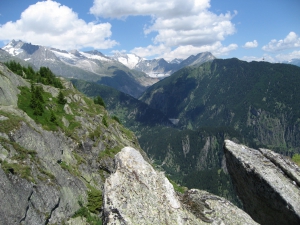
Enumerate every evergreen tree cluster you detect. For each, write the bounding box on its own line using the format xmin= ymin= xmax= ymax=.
xmin=57 ymin=91 xmax=67 ymax=105
xmin=30 ymin=84 xmax=44 ymax=116
xmin=94 ymin=96 xmax=106 ymax=108
xmin=4 ymin=60 xmax=63 ymax=88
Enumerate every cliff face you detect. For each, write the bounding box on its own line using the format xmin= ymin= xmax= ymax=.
xmin=224 ymin=140 xmax=300 ymax=225
xmin=0 ymin=62 xmax=141 ymax=224
xmin=103 ymin=147 xmax=258 ymax=225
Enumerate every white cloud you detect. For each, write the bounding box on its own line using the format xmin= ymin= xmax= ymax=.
xmin=274 ymin=50 xmax=300 ymax=62
xmin=241 ymin=55 xmax=275 ymax=63
xmin=243 ymin=40 xmax=258 ymax=49
xmin=131 ymin=44 xmax=171 ymax=58
xmin=262 ymin=32 xmax=300 ymax=52
xmin=0 ymin=1 xmax=118 ymax=50
xmin=241 ymin=50 xmax=300 ymax=63
xmin=90 ymin=0 xmax=210 ymax=19
xmin=91 ymin=0 xmax=237 ymax=58
xmin=131 ymin=42 xmax=238 ymax=61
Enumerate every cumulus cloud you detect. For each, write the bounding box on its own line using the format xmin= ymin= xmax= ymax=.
xmin=90 ymin=0 xmax=210 ymax=19
xmin=131 ymin=44 xmax=170 ymax=58
xmin=241 ymin=50 xmax=300 ymax=63
xmin=274 ymin=50 xmax=300 ymax=62
xmin=91 ymin=0 xmax=237 ymax=58
xmin=243 ymin=40 xmax=258 ymax=49
xmin=262 ymin=32 xmax=300 ymax=52
xmin=131 ymin=42 xmax=238 ymax=61
xmin=0 ymin=1 xmax=118 ymax=50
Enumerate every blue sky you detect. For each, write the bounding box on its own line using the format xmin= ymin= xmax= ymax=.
xmin=0 ymin=0 xmax=299 ymax=62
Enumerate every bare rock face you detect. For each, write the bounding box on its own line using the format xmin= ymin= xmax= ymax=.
xmin=103 ymin=147 xmax=258 ymax=225
xmin=224 ymin=140 xmax=300 ymax=225
xmin=0 ymin=63 xmax=29 ymax=106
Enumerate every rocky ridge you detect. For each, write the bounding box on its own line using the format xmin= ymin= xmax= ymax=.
xmin=224 ymin=140 xmax=300 ymax=225
xmin=0 ymin=62 xmax=141 ymax=224
xmin=103 ymin=146 xmax=258 ymax=225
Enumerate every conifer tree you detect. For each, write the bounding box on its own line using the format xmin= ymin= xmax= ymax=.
xmin=29 ymin=84 xmax=44 ymax=116
xmin=50 ymin=111 xmax=57 ymax=123
xmin=94 ymin=96 xmax=106 ymax=108
xmin=57 ymin=91 xmax=67 ymax=105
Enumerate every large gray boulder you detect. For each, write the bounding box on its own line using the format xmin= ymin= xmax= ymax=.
xmin=103 ymin=146 xmax=258 ymax=225
xmin=224 ymin=140 xmax=300 ymax=225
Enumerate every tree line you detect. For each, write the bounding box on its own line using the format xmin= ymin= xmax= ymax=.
xmin=4 ymin=60 xmax=63 ymax=88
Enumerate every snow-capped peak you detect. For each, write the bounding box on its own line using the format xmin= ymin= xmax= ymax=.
xmin=112 ymin=52 xmax=143 ymax=69
xmin=2 ymin=40 xmax=25 ymax=56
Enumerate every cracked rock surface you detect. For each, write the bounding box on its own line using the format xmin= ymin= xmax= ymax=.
xmin=103 ymin=147 xmax=258 ymax=225
xmin=224 ymin=140 xmax=300 ymax=225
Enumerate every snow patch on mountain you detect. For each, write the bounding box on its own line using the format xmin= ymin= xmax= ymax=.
xmin=51 ymin=49 xmax=78 ymax=61
xmin=112 ymin=52 xmax=143 ymax=69
xmin=80 ymin=52 xmax=111 ymax=62
xmin=169 ymin=58 xmax=183 ymax=64
xmin=3 ymin=42 xmax=24 ymax=56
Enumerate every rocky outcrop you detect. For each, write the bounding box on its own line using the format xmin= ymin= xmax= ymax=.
xmin=103 ymin=146 xmax=258 ymax=224
xmin=0 ymin=63 xmax=141 ymax=224
xmin=224 ymin=140 xmax=300 ymax=225
xmin=0 ymin=63 xmax=29 ymax=106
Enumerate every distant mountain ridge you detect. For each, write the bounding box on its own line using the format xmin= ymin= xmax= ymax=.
xmin=1 ymin=40 xmax=216 ymax=97
xmin=112 ymin=51 xmax=216 ymax=78
xmin=140 ymin=58 xmax=300 ymax=153
xmin=284 ymin=58 xmax=300 ymax=67
xmin=1 ymin=40 xmax=158 ymax=97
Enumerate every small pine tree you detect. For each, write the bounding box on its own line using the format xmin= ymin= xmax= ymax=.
xmin=30 ymin=84 xmax=44 ymax=116
xmin=33 ymin=101 xmax=44 ymax=116
xmin=102 ymin=117 xmax=108 ymax=127
xmin=94 ymin=96 xmax=105 ymax=108
xmin=50 ymin=111 xmax=57 ymax=123
xmin=112 ymin=115 xmax=121 ymax=124
xmin=57 ymin=91 xmax=67 ymax=105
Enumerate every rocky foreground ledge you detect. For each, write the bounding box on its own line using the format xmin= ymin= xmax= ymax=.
xmin=224 ymin=140 xmax=300 ymax=225
xmin=103 ymin=146 xmax=258 ymax=225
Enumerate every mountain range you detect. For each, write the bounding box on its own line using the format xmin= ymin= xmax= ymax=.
xmin=112 ymin=51 xmax=216 ymax=78
xmin=70 ymin=57 xmax=300 ymax=205
xmin=1 ymin=40 xmax=215 ymax=97
xmin=1 ymin=37 xmax=300 ymax=224
xmin=2 ymin=39 xmax=300 ymax=202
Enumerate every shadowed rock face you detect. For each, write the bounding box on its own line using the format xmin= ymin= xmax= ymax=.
xmin=224 ymin=140 xmax=300 ymax=225
xmin=103 ymin=147 xmax=258 ymax=225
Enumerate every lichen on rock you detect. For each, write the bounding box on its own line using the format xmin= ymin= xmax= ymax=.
xmin=103 ymin=146 xmax=258 ymax=225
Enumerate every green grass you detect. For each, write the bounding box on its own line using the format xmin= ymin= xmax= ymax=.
xmin=98 ymin=146 xmax=121 ymax=159
xmin=60 ymin=161 xmax=80 ymax=177
xmin=167 ymin=177 xmax=187 ymax=194
xmin=73 ymin=152 xmax=86 ymax=165
xmin=1 ymin=160 xmax=35 ymax=183
xmin=17 ymin=86 xmax=81 ymax=138
xmin=72 ymin=188 xmax=103 ymax=225
xmin=87 ymin=187 xmax=102 ymax=213
xmin=72 ymin=206 xmax=102 ymax=225
xmin=0 ymin=111 xmax=23 ymax=134
xmin=292 ymin=154 xmax=300 ymax=167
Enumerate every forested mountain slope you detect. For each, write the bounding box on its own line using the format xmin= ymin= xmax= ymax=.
xmin=140 ymin=58 xmax=300 ymax=154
